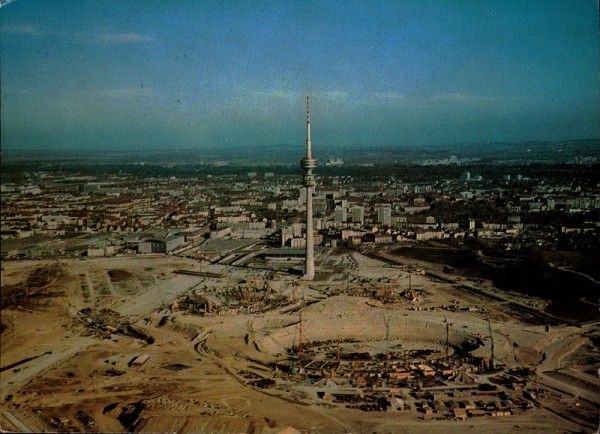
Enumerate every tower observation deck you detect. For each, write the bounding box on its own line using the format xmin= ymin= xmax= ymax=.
xmin=301 ymin=96 xmax=317 ymax=280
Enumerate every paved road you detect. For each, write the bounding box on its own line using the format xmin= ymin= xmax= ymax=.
xmin=0 ymin=409 xmax=38 ymax=432
xmin=115 ymin=273 xmax=204 ymax=320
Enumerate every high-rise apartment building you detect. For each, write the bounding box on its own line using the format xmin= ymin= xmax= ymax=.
xmin=334 ymin=206 xmax=347 ymax=225
xmin=351 ymin=206 xmax=364 ymax=225
xmin=377 ymin=204 xmax=392 ymax=227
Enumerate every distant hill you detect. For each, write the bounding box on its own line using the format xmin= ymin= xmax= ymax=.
xmin=2 ymin=139 xmax=598 ymax=166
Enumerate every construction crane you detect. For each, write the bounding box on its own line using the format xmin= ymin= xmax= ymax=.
xmin=298 ymin=311 xmax=304 ymax=353
xmin=444 ymin=318 xmax=453 ymax=361
xmin=378 ymin=284 xmax=391 ymax=302
xmin=345 ymin=255 xmax=351 ymax=292
xmin=382 ymin=312 xmax=391 ymax=356
xmin=488 ymin=320 xmax=495 ymax=367
xmin=291 ymin=278 xmax=301 ymax=303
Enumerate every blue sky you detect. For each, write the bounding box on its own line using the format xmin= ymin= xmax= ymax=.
xmin=1 ymin=0 xmax=598 ymax=150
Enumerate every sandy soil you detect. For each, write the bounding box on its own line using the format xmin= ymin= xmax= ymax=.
xmin=0 ymin=254 xmax=596 ymax=433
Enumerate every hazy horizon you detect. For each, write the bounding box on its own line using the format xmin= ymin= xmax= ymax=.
xmin=1 ymin=1 xmax=599 ymax=151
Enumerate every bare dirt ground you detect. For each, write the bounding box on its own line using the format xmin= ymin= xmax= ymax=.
xmin=1 ymin=253 xmax=597 ymax=433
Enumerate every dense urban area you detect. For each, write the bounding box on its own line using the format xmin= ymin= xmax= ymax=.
xmin=1 ymin=142 xmax=599 ymax=433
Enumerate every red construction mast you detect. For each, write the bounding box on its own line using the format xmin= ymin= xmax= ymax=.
xmin=298 ymin=311 xmax=304 ymax=352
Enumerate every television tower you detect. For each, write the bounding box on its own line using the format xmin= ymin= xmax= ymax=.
xmin=301 ymin=96 xmax=317 ymax=280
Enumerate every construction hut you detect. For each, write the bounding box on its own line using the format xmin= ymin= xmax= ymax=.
xmin=131 ymin=354 xmax=150 ymax=368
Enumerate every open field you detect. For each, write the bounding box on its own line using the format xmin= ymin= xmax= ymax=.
xmin=1 ymin=252 xmax=598 ymax=433
xmin=390 ymin=244 xmax=600 ymax=323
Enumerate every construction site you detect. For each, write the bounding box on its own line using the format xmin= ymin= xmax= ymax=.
xmin=1 ymin=249 xmax=599 ymax=433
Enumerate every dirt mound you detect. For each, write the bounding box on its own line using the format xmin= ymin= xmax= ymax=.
xmin=108 ymin=269 xmax=133 ymax=282
xmin=26 ymin=265 xmax=65 ymax=288
xmin=0 ymin=265 xmax=68 ymax=310
xmin=515 ymin=346 xmax=544 ymax=365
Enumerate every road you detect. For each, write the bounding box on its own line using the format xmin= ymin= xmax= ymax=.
xmin=1 ymin=409 xmax=36 ymax=432
xmin=115 ymin=273 xmax=204 ymax=320
xmin=0 ymin=335 xmax=95 ymax=402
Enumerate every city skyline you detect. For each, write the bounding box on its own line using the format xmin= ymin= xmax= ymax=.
xmin=1 ymin=0 xmax=599 ymax=151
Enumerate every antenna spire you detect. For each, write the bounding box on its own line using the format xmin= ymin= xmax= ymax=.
xmin=306 ymin=95 xmax=312 ymax=158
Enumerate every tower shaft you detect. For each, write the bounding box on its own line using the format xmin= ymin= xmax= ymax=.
xmin=301 ymin=96 xmax=317 ymax=280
